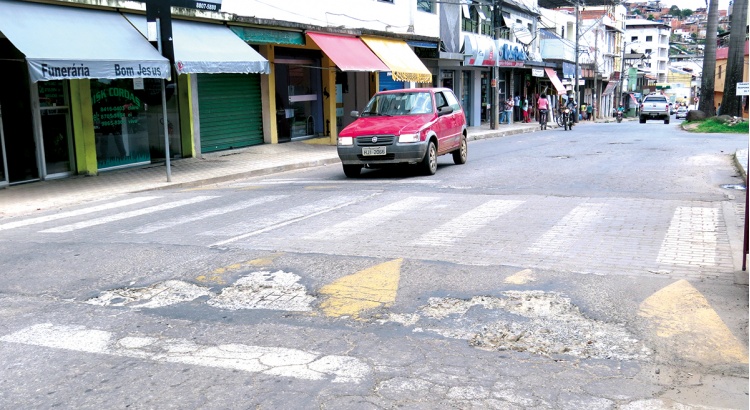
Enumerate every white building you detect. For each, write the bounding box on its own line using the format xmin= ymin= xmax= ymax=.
xmin=624 ymin=19 xmax=671 ymax=83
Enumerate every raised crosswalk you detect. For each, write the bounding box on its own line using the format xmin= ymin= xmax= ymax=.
xmin=0 ymin=191 xmax=735 ymax=279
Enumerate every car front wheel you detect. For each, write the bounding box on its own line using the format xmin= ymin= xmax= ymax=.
xmin=452 ymin=136 xmax=467 ymax=165
xmin=342 ymin=164 xmax=362 ymax=178
xmin=420 ymin=141 xmax=438 ymax=175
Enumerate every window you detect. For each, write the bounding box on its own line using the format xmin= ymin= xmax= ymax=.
xmin=417 ymin=1 xmax=433 ymax=13
xmin=718 ymin=65 xmax=722 ymax=79
xmin=378 ymin=0 xmax=394 ymax=2
xmin=631 ymin=36 xmax=638 ymax=42
xmin=645 ymin=48 xmax=652 ymax=55
xmin=646 ymin=35 xmax=653 ymax=41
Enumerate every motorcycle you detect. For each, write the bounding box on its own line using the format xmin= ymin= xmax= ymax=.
xmin=615 ymin=110 xmax=623 ymax=123
xmin=562 ymin=107 xmax=574 ymax=131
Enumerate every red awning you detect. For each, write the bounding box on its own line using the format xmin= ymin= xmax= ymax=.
xmin=602 ymin=81 xmax=618 ymax=95
xmin=544 ymin=68 xmax=566 ymax=95
xmin=307 ymin=32 xmax=389 ymax=72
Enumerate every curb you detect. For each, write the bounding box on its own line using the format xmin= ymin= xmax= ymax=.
xmin=733 ymin=149 xmax=748 ymax=184
xmin=136 ymin=158 xmax=343 ymax=192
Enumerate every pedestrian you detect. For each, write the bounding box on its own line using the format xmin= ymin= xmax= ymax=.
xmin=716 ymin=103 xmax=721 ymax=115
xmin=522 ymin=97 xmax=530 ymax=123
xmin=514 ymin=94 xmax=520 ymax=122
xmin=504 ymin=98 xmax=514 ymax=125
xmin=586 ymin=103 xmax=594 ymax=121
xmin=499 ymin=98 xmax=507 ymax=123
xmin=581 ymin=102 xmax=587 ymax=120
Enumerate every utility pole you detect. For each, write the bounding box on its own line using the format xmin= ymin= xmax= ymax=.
xmin=594 ymin=27 xmax=598 ymax=119
xmin=491 ymin=0 xmax=499 ymax=129
xmin=574 ymin=1 xmax=580 ymax=123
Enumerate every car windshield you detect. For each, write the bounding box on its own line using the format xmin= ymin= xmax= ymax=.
xmin=361 ymin=92 xmax=433 ymax=116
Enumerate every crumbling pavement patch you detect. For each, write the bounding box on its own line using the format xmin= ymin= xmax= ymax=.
xmin=385 ymin=291 xmax=651 ymax=361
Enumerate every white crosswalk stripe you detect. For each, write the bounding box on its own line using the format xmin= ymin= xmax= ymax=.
xmin=0 ymin=197 xmax=159 ymax=232
xmin=208 ymin=193 xmax=378 ymax=247
xmin=657 ymin=206 xmax=719 ymax=266
xmin=526 ymin=203 xmax=609 ymax=256
xmin=122 ymin=195 xmax=288 ymax=234
xmin=39 ymin=196 xmax=219 ymax=233
xmin=415 ymin=199 xmax=524 ymax=246
xmin=305 ymin=196 xmax=439 ymax=240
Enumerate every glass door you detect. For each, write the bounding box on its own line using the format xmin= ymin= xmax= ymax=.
xmin=0 ymin=104 xmax=8 ymax=188
xmin=37 ymin=81 xmax=74 ymax=178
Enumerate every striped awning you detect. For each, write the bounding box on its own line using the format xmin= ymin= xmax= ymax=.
xmin=361 ymin=36 xmax=432 ymax=83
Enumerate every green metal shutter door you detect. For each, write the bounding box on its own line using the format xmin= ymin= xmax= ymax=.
xmin=197 ymin=73 xmax=263 ymax=153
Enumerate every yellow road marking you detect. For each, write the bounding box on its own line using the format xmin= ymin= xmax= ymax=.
xmin=639 ymin=279 xmax=748 ymax=364
xmin=504 ymin=268 xmax=535 ymax=285
xmin=196 ymin=253 xmax=285 ymax=284
xmin=319 ymin=259 xmax=402 ymax=319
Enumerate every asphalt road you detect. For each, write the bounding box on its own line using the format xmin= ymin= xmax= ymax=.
xmin=0 ymin=119 xmax=747 ymax=409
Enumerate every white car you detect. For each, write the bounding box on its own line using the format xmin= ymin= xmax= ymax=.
xmin=675 ymin=106 xmax=688 ymax=119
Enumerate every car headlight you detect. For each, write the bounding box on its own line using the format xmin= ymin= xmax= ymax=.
xmin=398 ymin=133 xmax=420 ymax=143
xmin=338 ymin=137 xmax=353 ymax=146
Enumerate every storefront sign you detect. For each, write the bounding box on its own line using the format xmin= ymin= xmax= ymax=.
xmin=28 ymin=60 xmax=169 ymax=82
xmin=736 ymin=82 xmax=749 ymax=96
xmin=463 ymin=34 xmax=496 ymax=66
xmin=172 ymin=0 xmax=222 ymax=11
xmin=230 ymin=26 xmax=305 ymax=46
xmin=532 ymin=68 xmax=544 ymax=77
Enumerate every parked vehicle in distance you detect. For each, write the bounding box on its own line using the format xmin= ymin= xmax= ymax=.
xmin=639 ymin=94 xmax=670 ymax=124
xmin=337 ymin=88 xmax=468 ymax=177
xmin=675 ymin=106 xmax=688 ymax=119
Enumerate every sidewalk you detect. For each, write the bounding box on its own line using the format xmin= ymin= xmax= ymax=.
xmin=0 ymin=121 xmax=541 ymax=218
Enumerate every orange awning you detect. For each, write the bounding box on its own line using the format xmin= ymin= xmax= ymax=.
xmin=544 ymin=68 xmax=566 ymax=95
xmin=307 ymin=32 xmax=388 ymax=72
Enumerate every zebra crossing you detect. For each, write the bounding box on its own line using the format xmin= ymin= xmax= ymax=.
xmin=0 ymin=189 xmax=736 ymax=280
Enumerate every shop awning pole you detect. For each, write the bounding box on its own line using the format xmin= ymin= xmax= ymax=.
xmin=157 ymin=17 xmax=172 ymax=182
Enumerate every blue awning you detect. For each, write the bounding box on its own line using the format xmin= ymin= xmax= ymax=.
xmin=125 ymin=15 xmax=270 ymax=75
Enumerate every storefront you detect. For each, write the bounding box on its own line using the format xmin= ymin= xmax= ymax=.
xmin=461 ymin=33 xmax=495 ymax=126
xmin=0 ymin=0 xmax=170 ymax=185
xmin=125 ymin=15 xmax=270 ymax=155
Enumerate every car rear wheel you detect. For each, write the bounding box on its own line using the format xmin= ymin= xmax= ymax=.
xmin=342 ymin=164 xmax=362 ymax=178
xmin=452 ymin=136 xmax=467 ymax=165
xmin=639 ymin=117 xmax=646 ymax=124
xmin=420 ymin=141 xmax=438 ymax=175
xmin=664 ymin=118 xmax=670 ymax=124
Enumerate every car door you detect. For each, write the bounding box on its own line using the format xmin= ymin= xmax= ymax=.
xmin=433 ymin=91 xmax=454 ymax=154
xmin=435 ymin=91 xmax=460 ymax=154
xmin=440 ymin=90 xmax=462 ymax=150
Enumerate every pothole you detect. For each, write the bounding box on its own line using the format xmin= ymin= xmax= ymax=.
xmin=386 ymin=291 xmax=651 ymax=360
xmin=85 ymin=271 xmax=315 ymax=312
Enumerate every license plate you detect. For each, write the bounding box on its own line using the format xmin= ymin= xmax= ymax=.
xmin=362 ymin=146 xmax=386 ymax=156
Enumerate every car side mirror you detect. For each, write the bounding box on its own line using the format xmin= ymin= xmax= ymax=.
xmin=350 ymin=111 xmax=360 ymax=118
xmin=438 ymin=106 xmax=454 ymax=116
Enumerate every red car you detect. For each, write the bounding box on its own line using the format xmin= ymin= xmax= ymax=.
xmin=337 ymin=87 xmax=468 ymax=177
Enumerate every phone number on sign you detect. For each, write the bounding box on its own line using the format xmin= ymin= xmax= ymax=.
xmin=195 ymin=2 xmax=218 ymax=10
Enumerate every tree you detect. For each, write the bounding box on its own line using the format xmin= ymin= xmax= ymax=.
xmin=647 ymin=14 xmax=655 ymax=20
xmin=669 ymin=5 xmax=681 ymax=17
xmin=698 ymin=0 xmax=719 ymax=115
xmin=682 ymin=9 xmax=693 ymax=18
xmin=720 ymin=0 xmax=748 ymax=116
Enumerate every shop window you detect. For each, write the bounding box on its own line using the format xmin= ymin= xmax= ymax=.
xmin=91 ymin=78 xmax=180 ymax=170
xmin=631 ymin=36 xmax=638 ymax=42
xmin=645 ymin=35 xmax=653 ymax=42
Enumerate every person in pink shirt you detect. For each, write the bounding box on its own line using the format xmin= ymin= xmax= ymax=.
xmin=537 ymin=93 xmax=549 ymax=130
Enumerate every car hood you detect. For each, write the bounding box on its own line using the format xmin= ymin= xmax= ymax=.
xmin=339 ymin=114 xmax=436 ymax=137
